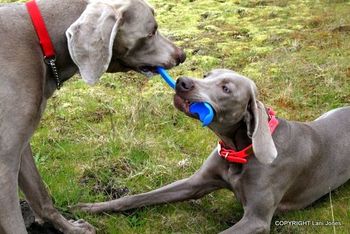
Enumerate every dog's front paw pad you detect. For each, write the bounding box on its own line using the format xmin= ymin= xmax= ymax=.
xmin=67 ymin=219 xmax=96 ymax=234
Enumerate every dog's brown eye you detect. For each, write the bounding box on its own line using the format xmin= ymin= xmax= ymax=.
xmin=222 ymin=85 xmax=231 ymax=93
xmin=147 ymin=30 xmax=156 ymax=38
xmin=147 ymin=25 xmax=158 ymax=38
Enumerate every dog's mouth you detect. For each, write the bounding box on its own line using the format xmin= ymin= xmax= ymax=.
xmin=108 ymin=59 xmax=159 ymax=77
xmin=138 ymin=66 xmax=158 ymax=78
xmin=110 ymin=57 xmax=174 ymax=78
xmin=173 ymin=94 xmax=199 ymax=119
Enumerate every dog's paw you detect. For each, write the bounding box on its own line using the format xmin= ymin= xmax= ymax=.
xmin=67 ymin=219 xmax=96 ymax=234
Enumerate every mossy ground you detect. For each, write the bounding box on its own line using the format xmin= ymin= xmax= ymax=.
xmin=2 ymin=0 xmax=350 ymax=233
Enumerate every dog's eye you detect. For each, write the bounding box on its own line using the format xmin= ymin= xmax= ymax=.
xmin=147 ymin=25 xmax=158 ymax=38
xmin=147 ymin=32 xmax=155 ymax=38
xmin=147 ymin=30 xmax=157 ymax=38
xmin=222 ymin=85 xmax=231 ymax=93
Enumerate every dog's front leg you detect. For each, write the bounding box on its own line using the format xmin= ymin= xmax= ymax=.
xmin=75 ymin=174 xmax=226 ymax=214
xmin=18 ymin=144 xmax=96 ymax=234
xmin=220 ymin=214 xmax=271 ymax=234
xmin=0 ymin=150 xmax=27 ymax=234
xmin=220 ymin=188 xmax=279 ymax=234
xmin=74 ymin=154 xmax=228 ymax=213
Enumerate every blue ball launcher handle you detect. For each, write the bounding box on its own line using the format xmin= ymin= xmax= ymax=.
xmin=156 ymin=67 xmax=214 ymax=126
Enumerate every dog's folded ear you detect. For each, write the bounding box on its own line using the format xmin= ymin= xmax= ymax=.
xmin=245 ymin=85 xmax=278 ymax=164
xmin=66 ymin=1 xmax=125 ymax=85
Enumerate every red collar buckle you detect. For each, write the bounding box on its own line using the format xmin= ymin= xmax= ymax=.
xmin=218 ymin=141 xmax=252 ymax=164
xmin=218 ymin=108 xmax=279 ymax=164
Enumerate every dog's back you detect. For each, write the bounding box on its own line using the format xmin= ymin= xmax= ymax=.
xmin=278 ymin=107 xmax=350 ymax=211
xmin=310 ymin=106 xmax=350 ymax=187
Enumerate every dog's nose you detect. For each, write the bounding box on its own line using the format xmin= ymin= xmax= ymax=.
xmin=175 ymin=48 xmax=186 ymax=65
xmin=176 ymin=77 xmax=194 ymax=92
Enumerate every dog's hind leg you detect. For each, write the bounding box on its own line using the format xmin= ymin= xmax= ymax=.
xmin=0 ymin=150 xmax=27 ymax=234
xmin=74 ymin=153 xmax=229 ymax=213
xmin=18 ymin=144 xmax=96 ymax=234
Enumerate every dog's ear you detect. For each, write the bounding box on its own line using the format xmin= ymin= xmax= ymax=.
xmin=66 ymin=2 xmax=125 ymax=84
xmin=244 ymin=85 xmax=277 ymax=164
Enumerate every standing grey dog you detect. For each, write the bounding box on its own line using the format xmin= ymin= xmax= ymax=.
xmin=0 ymin=0 xmax=185 ymax=233
xmin=76 ymin=69 xmax=350 ymax=233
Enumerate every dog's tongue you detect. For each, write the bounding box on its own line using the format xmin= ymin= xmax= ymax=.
xmin=156 ymin=67 xmax=215 ymax=127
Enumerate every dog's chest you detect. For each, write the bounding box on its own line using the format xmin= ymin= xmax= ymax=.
xmin=223 ymin=164 xmax=244 ymax=188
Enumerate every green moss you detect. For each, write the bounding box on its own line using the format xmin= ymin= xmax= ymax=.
xmin=3 ymin=0 xmax=350 ymax=233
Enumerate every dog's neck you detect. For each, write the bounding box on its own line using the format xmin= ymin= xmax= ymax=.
xmin=216 ymin=120 xmax=252 ymax=152
xmin=35 ymin=0 xmax=88 ymax=97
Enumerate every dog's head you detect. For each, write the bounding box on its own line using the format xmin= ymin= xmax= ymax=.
xmin=66 ymin=0 xmax=186 ymax=84
xmin=174 ymin=69 xmax=277 ymax=164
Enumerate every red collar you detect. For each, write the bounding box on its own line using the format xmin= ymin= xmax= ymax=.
xmin=218 ymin=108 xmax=279 ymax=164
xmin=26 ymin=0 xmax=61 ymax=89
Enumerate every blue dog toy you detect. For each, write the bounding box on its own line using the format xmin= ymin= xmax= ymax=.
xmin=156 ymin=67 xmax=214 ymax=127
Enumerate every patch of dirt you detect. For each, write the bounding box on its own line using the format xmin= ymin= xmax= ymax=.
xmin=21 ymin=200 xmax=35 ymax=228
xmin=92 ymin=182 xmax=130 ymax=200
xmin=85 ymin=107 xmax=113 ymax=123
xmin=21 ymin=200 xmax=62 ymax=234
xmin=27 ymin=223 xmax=62 ymax=234
xmin=79 ymin=158 xmax=134 ymax=199
xmin=80 ymin=170 xmax=130 ymax=199
xmin=332 ymin=25 xmax=350 ymax=33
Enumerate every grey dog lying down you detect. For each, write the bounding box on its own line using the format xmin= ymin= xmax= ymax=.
xmin=75 ymin=69 xmax=350 ymax=233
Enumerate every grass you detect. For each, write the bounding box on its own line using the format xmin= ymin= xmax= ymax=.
xmin=3 ymin=0 xmax=350 ymax=233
